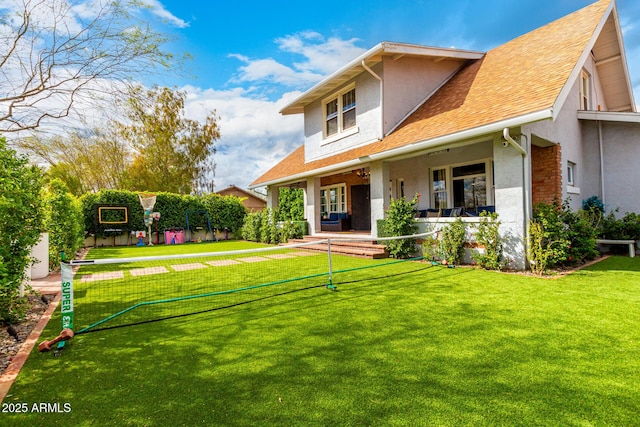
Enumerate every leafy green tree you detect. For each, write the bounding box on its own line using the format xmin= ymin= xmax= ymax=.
xmin=119 ymin=86 xmax=219 ymax=194
xmin=17 ymin=127 xmax=131 ymax=195
xmin=0 ymin=137 xmax=44 ymax=323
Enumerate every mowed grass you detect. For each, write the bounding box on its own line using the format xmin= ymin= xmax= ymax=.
xmin=4 ymin=244 xmax=640 ymax=426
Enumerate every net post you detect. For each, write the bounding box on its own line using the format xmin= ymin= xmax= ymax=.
xmin=326 ymin=238 xmax=336 ymax=290
xmin=57 ymin=262 xmax=75 ymax=352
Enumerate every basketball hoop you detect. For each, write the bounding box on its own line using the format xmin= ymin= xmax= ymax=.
xmin=138 ymin=193 xmax=157 ymax=212
xmin=138 ymin=193 xmax=157 ymax=245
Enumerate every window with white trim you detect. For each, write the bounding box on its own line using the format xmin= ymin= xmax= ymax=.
xmin=567 ymin=161 xmax=576 ymax=186
xmin=580 ymin=70 xmax=590 ymax=110
xmin=320 ymin=184 xmax=347 ymax=217
xmin=452 ymin=163 xmax=487 ymax=210
xmin=431 ymin=168 xmax=447 ymax=210
xmin=430 ymin=160 xmax=493 ymax=211
xmin=324 ymin=87 xmax=356 ymax=138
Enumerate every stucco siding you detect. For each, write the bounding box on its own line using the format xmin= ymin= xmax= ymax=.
xmin=601 ymin=121 xmax=640 ymax=215
xmin=303 ymin=64 xmax=382 ymax=162
xmin=382 ymin=56 xmax=464 ymax=135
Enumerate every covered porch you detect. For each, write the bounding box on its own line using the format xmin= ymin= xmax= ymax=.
xmin=266 ymin=129 xmax=559 ymax=270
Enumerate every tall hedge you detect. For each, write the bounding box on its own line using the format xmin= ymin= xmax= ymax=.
xmin=79 ymin=190 xmax=247 ymax=238
xmin=44 ymin=179 xmax=85 ymax=268
xmin=0 ymin=137 xmax=44 ymax=323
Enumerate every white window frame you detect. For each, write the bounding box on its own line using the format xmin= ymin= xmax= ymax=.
xmin=567 ymin=161 xmax=576 ymax=186
xmin=430 ymin=168 xmax=448 ymax=210
xmin=322 ymin=84 xmax=357 ymax=141
xmin=580 ymin=70 xmax=590 ymax=110
xmin=567 ymin=161 xmax=580 ymax=194
xmin=430 ymin=159 xmax=494 ymax=210
xmin=320 ymin=184 xmax=347 ymax=217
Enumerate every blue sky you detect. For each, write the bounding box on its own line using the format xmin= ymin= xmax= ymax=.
xmin=9 ymin=0 xmax=638 ymax=191
xmin=149 ymin=0 xmax=637 ymax=191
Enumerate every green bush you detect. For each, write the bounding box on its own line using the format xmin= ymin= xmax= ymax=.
xmin=0 ymin=138 xmax=45 ymax=323
xmin=601 ymin=211 xmax=640 ymax=241
xmin=241 ymin=211 xmax=262 ymax=242
xmin=201 ymin=193 xmax=247 ymax=233
xmin=440 ymin=218 xmax=466 ymax=266
xmin=381 ymin=195 xmax=419 ymax=259
xmin=530 ymin=200 xmax=570 ymax=270
xmin=528 ymin=221 xmax=556 ymax=275
xmin=242 ymin=208 xmax=281 ymax=244
xmin=472 ymin=212 xmax=503 ymax=270
xmin=562 ymin=204 xmax=600 ymax=264
xmin=44 ymin=180 xmax=85 ymax=269
xmin=279 ymin=220 xmax=307 ymax=242
xmin=528 ymin=199 xmax=602 ymax=272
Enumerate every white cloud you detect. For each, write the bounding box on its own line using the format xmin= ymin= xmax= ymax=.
xmin=276 ymin=32 xmax=367 ymax=75
xmin=229 ymin=55 xmax=324 ymax=87
xmin=142 ymin=0 xmax=189 ymax=28
xmin=229 ymin=32 xmax=367 ymax=88
xmin=182 ymin=86 xmax=304 ymax=190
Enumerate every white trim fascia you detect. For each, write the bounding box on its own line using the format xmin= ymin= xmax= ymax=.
xmin=249 ymin=108 xmax=552 ymax=189
xmin=367 ymin=108 xmax=552 ymax=161
xmin=578 ymin=110 xmax=640 ymax=123
xmin=552 ymin=1 xmax=615 ymax=120
xmin=280 ymin=42 xmax=485 ymax=115
xmin=610 ymin=3 xmax=636 ymax=112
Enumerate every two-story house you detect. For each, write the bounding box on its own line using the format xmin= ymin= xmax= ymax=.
xmin=250 ymin=0 xmax=639 ymax=269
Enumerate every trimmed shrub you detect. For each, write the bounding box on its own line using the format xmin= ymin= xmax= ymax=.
xmin=44 ymin=180 xmax=85 ymax=269
xmin=381 ymin=195 xmax=419 ymax=259
xmin=472 ymin=212 xmax=503 ymax=270
xmin=440 ymin=218 xmax=466 ymax=266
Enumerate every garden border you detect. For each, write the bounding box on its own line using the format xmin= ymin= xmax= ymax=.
xmin=0 ymin=291 xmax=61 ymax=403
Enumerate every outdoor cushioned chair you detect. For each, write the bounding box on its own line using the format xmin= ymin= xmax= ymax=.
xmin=321 ymin=212 xmax=351 ymax=231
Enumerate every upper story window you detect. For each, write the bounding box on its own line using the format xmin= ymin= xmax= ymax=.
xmin=580 ymin=70 xmax=590 ymax=110
xmin=324 ymin=86 xmax=356 ymax=138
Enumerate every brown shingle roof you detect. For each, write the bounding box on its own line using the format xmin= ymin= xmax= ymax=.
xmin=251 ymin=0 xmax=611 ymax=187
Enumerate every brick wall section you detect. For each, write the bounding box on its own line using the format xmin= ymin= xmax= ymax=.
xmin=531 ymin=144 xmax=562 ymax=205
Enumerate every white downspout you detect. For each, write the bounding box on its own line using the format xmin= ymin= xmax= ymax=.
xmin=503 ymin=128 xmax=530 ymax=268
xmin=598 ymin=121 xmax=605 ymax=205
xmin=362 ymin=60 xmax=384 ymax=140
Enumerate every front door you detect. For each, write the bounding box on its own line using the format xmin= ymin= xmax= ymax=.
xmin=350 ymin=185 xmax=371 ymax=231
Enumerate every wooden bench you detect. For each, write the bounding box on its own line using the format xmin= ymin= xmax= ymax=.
xmin=596 ymin=239 xmax=636 ymax=257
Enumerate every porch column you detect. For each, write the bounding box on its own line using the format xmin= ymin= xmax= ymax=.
xmin=493 ymin=136 xmax=527 ymax=270
xmin=369 ymin=161 xmax=390 ymax=237
xmin=266 ymin=185 xmax=279 ymax=209
xmin=305 ymin=177 xmax=321 ymax=235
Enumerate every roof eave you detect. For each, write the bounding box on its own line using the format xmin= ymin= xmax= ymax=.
xmin=249 ymin=108 xmax=553 ymax=189
xmin=279 ymin=42 xmax=485 ymax=116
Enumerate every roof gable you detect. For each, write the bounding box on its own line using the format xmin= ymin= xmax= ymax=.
xmin=252 ymin=0 xmax=615 ymax=188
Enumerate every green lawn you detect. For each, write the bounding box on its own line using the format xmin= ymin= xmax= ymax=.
xmin=4 ymin=246 xmax=640 ymax=426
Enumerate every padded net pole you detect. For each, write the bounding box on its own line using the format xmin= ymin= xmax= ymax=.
xmin=56 ymin=262 xmax=75 ymax=351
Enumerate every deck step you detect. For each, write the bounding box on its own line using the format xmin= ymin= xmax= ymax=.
xmin=286 ymin=236 xmax=389 ymax=259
